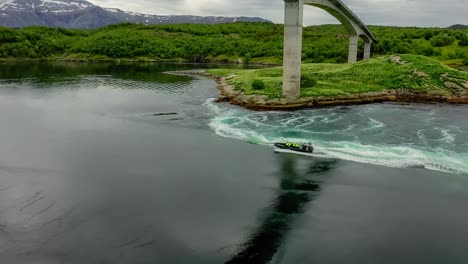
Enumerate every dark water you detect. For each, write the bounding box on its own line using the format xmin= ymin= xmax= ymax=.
xmin=0 ymin=62 xmax=468 ymax=264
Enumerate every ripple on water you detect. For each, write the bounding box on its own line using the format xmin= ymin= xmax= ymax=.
xmin=1 ymin=76 xmax=195 ymax=96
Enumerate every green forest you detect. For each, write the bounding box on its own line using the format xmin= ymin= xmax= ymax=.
xmin=0 ymin=22 xmax=467 ymax=68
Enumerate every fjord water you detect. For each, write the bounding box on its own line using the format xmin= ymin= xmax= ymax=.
xmin=0 ymin=62 xmax=468 ymax=264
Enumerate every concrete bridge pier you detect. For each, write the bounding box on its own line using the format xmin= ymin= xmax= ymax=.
xmin=282 ymin=0 xmax=376 ymax=98
xmin=348 ymin=35 xmax=358 ymax=64
xmin=282 ymin=0 xmax=304 ymax=98
xmin=363 ymin=41 xmax=372 ymax=59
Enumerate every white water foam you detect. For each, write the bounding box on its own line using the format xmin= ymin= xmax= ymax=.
xmin=440 ymin=129 xmax=456 ymax=144
xmin=205 ymin=99 xmax=468 ymax=174
xmin=417 ymin=128 xmax=456 ymax=144
xmin=366 ymin=118 xmax=385 ymax=130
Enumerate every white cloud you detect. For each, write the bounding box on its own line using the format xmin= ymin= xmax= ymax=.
xmin=88 ymin=0 xmax=468 ymax=27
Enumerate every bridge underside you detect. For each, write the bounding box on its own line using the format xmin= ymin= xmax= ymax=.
xmin=282 ymin=0 xmax=376 ymax=98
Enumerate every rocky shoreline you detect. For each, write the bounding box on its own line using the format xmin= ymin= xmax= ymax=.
xmin=171 ymin=70 xmax=468 ymax=111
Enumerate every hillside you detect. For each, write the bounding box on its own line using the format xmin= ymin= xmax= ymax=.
xmin=0 ymin=0 xmax=270 ymax=28
xmin=448 ymin=24 xmax=468 ymax=30
xmin=206 ymin=55 xmax=468 ymax=109
xmin=0 ymin=23 xmax=467 ymax=68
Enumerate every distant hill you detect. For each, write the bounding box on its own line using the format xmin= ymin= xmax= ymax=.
xmin=448 ymin=24 xmax=468 ymax=29
xmin=0 ymin=0 xmax=271 ymax=29
xmin=0 ymin=24 xmax=467 ymax=67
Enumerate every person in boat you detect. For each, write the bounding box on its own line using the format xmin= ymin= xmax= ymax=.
xmin=302 ymin=143 xmax=313 ymax=152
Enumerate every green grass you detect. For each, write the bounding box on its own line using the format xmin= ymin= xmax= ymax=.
xmin=208 ymin=54 xmax=468 ymax=98
xmin=437 ymin=43 xmax=468 ymax=58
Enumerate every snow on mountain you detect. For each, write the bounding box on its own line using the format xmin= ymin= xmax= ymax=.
xmin=0 ymin=0 xmax=93 ymax=12
xmin=0 ymin=0 xmax=16 ymax=9
xmin=0 ymin=0 xmax=271 ymax=28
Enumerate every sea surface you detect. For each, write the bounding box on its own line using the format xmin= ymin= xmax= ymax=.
xmin=0 ymin=62 xmax=467 ymax=264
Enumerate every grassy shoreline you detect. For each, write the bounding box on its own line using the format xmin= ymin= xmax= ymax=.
xmin=1 ymin=55 xmax=465 ymax=73
xmin=0 ymin=56 xmax=280 ymax=67
xmin=204 ymin=55 xmax=468 ymax=110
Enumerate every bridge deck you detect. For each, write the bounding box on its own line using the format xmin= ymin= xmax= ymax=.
xmin=304 ymin=0 xmax=376 ymax=42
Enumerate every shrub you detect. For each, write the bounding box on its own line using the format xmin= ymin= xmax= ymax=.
xmin=459 ymin=35 xmax=468 ymax=47
xmin=446 ymin=52 xmax=457 ymax=60
xmin=424 ymin=31 xmax=433 ymax=40
xmin=244 ymin=53 xmax=252 ymax=64
xmin=455 ymin=50 xmax=465 ymax=59
xmin=430 ymin=34 xmax=455 ymax=47
xmin=301 ymin=75 xmax=317 ymax=88
xmin=415 ymin=44 xmax=434 ymax=56
xmin=252 ymin=79 xmax=266 ymax=90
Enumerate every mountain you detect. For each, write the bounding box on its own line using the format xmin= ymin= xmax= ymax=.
xmin=0 ymin=0 xmax=271 ymax=28
xmin=447 ymin=24 xmax=468 ymax=29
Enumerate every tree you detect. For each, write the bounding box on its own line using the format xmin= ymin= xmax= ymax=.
xmin=459 ymin=35 xmax=468 ymax=47
xmin=431 ymin=34 xmax=456 ymax=47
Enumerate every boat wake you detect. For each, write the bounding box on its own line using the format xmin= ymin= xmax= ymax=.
xmin=204 ymin=99 xmax=468 ymax=175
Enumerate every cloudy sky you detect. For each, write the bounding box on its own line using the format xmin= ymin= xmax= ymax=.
xmin=88 ymin=0 xmax=467 ymax=27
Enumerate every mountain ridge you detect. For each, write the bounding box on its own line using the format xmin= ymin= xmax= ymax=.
xmin=0 ymin=0 xmax=271 ymax=28
xmin=448 ymin=24 xmax=468 ymax=29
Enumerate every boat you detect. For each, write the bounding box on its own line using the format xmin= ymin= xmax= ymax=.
xmin=274 ymin=142 xmax=314 ymax=153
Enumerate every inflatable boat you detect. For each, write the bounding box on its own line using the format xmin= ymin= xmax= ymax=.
xmin=274 ymin=142 xmax=314 ymax=153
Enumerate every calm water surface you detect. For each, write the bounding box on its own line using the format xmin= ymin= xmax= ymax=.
xmin=0 ymin=62 xmax=468 ymax=264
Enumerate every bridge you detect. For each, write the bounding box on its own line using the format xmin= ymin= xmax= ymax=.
xmin=282 ymin=0 xmax=376 ymax=98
